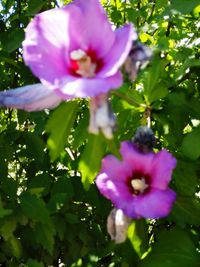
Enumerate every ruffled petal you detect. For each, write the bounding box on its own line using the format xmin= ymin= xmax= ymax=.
xmin=100 ymin=155 xmax=131 ymax=180
xmin=96 ymin=172 xmax=132 ymax=201
xmin=72 ymin=0 xmax=115 ymax=57
xmin=56 ymin=71 xmax=122 ymax=98
xmin=23 ymin=0 xmax=116 ymax=84
xmin=0 ymin=84 xmax=63 ymax=111
xmin=151 ymin=150 xmax=177 ymax=190
xmin=134 ymin=188 xmax=176 ymax=218
xmin=23 ymin=7 xmax=74 ymax=83
xmin=97 ymin=24 xmax=136 ymax=77
xmin=120 ymin=141 xmax=154 ymax=174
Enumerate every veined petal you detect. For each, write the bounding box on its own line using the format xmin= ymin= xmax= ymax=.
xmin=151 ymin=150 xmax=177 ymax=190
xmin=96 ymin=172 xmax=133 ymax=204
xmin=23 ymin=8 xmax=73 ymax=83
xmin=0 ymin=84 xmax=63 ymax=111
xmin=72 ymin=0 xmax=115 ymax=57
xmin=134 ymin=188 xmax=176 ymax=218
xmin=100 ymin=155 xmax=132 ymax=180
xmin=57 ymin=71 xmax=122 ymax=98
xmin=97 ymin=24 xmax=136 ymax=77
xmin=23 ymin=0 xmax=116 ymax=85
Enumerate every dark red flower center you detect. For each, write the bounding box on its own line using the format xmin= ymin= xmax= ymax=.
xmin=69 ymin=49 xmax=103 ymax=78
xmin=126 ymin=172 xmax=150 ymax=196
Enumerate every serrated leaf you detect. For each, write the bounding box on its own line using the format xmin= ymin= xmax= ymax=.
xmin=21 ymin=132 xmax=45 ymax=162
xmin=143 ymin=56 xmax=168 ymax=104
xmin=181 ymin=126 xmax=200 ymax=160
xmin=5 ymin=29 xmax=24 ymax=52
xmin=20 ymin=192 xmax=51 ymax=224
xmin=46 ymin=101 xmax=78 ymax=161
xmin=35 ymin=222 xmax=55 ymax=254
xmin=171 ymin=196 xmax=200 ymax=225
xmin=28 ymin=173 xmax=52 ymax=196
xmin=139 ymin=228 xmax=199 ymax=267
xmin=78 ymin=134 xmax=106 ymax=190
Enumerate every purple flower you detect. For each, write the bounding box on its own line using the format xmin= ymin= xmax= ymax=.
xmin=0 ymin=0 xmax=136 ymax=137
xmin=22 ymin=0 xmax=135 ymax=99
xmin=96 ymin=141 xmax=177 ymax=219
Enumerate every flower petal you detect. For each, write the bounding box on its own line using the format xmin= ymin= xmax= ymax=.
xmin=96 ymin=170 xmax=138 ymax=218
xmin=23 ymin=7 xmax=73 ymax=83
xmin=134 ymin=188 xmax=176 ymax=218
xmin=56 ymin=71 xmax=122 ymax=98
xmin=72 ymin=0 xmax=115 ymax=57
xmin=120 ymin=141 xmax=154 ymax=174
xmin=151 ymin=150 xmax=177 ymax=190
xmin=23 ymin=0 xmax=116 ymax=84
xmin=0 ymin=84 xmax=63 ymax=111
xmin=97 ymin=24 xmax=136 ymax=77
xmin=100 ymin=155 xmax=131 ymax=180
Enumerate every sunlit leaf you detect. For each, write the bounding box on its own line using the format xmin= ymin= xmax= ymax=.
xmin=46 ymin=101 xmax=78 ymax=161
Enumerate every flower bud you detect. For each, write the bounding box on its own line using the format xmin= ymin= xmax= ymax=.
xmin=132 ymin=126 xmax=156 ymax=153
xmin=88 ymin=94 xmax=116 ymax=139
xmin=124 ymin=41 xmax=152 ymax=80
xmin=107 ymin=208 xmax=131 ymax=244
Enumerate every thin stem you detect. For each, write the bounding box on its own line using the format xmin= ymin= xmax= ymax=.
xmin=144 ymin=107 xmax=152 ymax=127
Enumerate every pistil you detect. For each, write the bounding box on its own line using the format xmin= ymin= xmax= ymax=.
xmin=131 ymin=178 xmax=149 ymax=195
xmin=70 ymin=49 xmax=96 ymax=78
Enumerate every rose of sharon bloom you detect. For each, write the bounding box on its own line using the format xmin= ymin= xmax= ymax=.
xmin=96 ymin=141 xmax=177 ymax=219
xmin=0 ymin=0 xmax=136 ymax=138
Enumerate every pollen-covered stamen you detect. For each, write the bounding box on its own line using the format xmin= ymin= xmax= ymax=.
xmin=131 ymin=178 xmax=149 ymax=195
xmin=70 ymin=49 xmax=97 ymax=78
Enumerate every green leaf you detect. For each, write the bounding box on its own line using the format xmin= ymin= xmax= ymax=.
xmin=46 ymin=101 xmax=78 ymax=161
xmin=78 ymin=134 xmax=106 ymax=190
xmin=128 ymin=220 xmax=149 ymax=258
xmin=27 ymin=259 xmax=44 ymax=267
xmin=181 ymin=125 xmax=200 ymax=160
xmin=143 ymin=56 xmax=168 ymax=104
xmin=0 ymin=207 xmax=12 ymax=218
xmin=171 ymin=0 xmax=199 ymax=14
xmin=20 ymin=192 xmax=51 ymax=224
xmin=21 ymin=132 xmax=46 ymax=162
xmin=5 ymin=29 xmax=24 ymax=52
xmin=26 ymin=0 xmax=45 ymax=16
xmin=34 ymin=222 xmax=55 ymax=254
xmin=147 ymin=82 xmax=168 ymax=103
xmin=171 ymin=196 xmax=200 ymax=225
xmin=139 ymin=228 xmax=199 ymax=267
xmin=174 ymin=161 xmax=198 ymax=196
xmin=0 ymin=198 xmax=13 ymax=219
xmin=0 ymin=219 xmax=16 ymax=240
xmin=28 ymin=173 xmax=52 ymax=196
xmin=9 ymin=236 xmax=22 ymax=259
